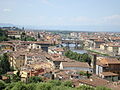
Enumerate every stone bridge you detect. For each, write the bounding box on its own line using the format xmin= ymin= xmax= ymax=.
xmin=62 ymin=39 xmax=84 ymax=49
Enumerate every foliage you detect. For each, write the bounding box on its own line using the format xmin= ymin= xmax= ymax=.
xmin=4 ymin=82 xmax=16 ymax=90
xmin=38 ymin=33 xmax=41 ymax=38
xmin=87 ymin=50 xmax=109 ymax=56
xmin=96 ymin=86 xmax=111 ymax=90
xmin=0 ymin=79 xmax=112 ymax=90
xmin=10 ymin=74 xmax=21 ymax=82
xmin=78 ymin=71 xmax=92 ymax=78
xmin=77 ymin=85 xmax=95 ymax=90
xmin=78 ymin=71 xmax=86 ymax=75
xmin=26 ymin=83 xmax=36 ymax=90
xmin=48 ymin=80 xmax=62 ymax=86
xmin=62 ymin=80 xmax=73 ymax=87
xmin=0 ymin=29 xmax=8 ymax=41
xmin=28 ymin=76 xmax=42 ymax=83
xmin=65 ymin=50 xmax=91 ymax=64
xmin=21 ymin=36 xmax=36 ymax=41
xmin=36 ymin=82 xmax=52 ymax=90
xmin=21 ymin=32 xmax=26 ymax=36
xmin=0 ymin=80 xmax=6 ymax=90
xmin=11 ymin=82 xmax=27 ymax=90
xmin=86 ymin=71 xmax=92 ymax=78
xmin=52 ymin=86 xmax=76 ymax=90
xmin=0 ymin=53 xmax=11 ymax=75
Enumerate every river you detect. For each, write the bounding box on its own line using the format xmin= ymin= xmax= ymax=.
xmin=62 ymin=43 xmax=87 ymax=54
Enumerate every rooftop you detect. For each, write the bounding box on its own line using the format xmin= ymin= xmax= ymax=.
xmin=100 ymin=72 xmax=119 ymax=76
xmin=61 ymin=61 xmax=90 ymax=68
xmin=78 ymin=77 xmax=109 ymax=87
xmin=98 ymin=57 xmax=120 ymax=65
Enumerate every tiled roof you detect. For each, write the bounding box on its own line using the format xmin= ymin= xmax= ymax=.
xmin=78 ymin=77 xmax=109 ymax=87
xmin=100 ymin=72 xmax=119 ymax=76
xmin=99 ymin=57 xmax=120 ymax=65
xmin=62 ymin=61 xmax=90 ymax=68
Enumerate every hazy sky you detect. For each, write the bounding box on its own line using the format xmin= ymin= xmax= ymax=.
xmin=0 ymin=0 xmax=120 ymax=31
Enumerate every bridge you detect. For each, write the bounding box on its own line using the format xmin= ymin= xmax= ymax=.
xmin=62 ymin=39 xmax=84 ymax=49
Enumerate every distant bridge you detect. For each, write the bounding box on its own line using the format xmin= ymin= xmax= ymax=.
xmin=62 ymin=39 xmax=84 ymax=49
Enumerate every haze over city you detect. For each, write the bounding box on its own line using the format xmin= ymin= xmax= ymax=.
xmin=0 ymin=0 xmax=120 ymax=31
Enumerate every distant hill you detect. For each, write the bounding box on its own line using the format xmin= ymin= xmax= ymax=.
xmin=0 ymin=23 xmax=15 ymax=27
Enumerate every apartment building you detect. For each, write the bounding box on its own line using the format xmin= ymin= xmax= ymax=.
xmin=96 ymin=57 xmax=120 ymax=81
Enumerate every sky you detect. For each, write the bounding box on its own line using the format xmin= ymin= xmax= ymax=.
xmin=0 ymin=0 xmax=120 ymax=31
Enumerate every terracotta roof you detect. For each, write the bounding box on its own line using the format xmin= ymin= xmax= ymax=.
xmin=78 ymin=77 xmax=109 ymax=87
xmin=99 ymin=57 xmax=120 ymax=65
xmin=54 ymin=48 xmax=64 ymax=52
xmin=94 ymin=40 xmax=105 ymax=42
xmin=96 ymin=60 xmax=108 ymax=67
xmin=0 ymin=43 xmax=13 ymax=46
xmin=5 ymin=41 xmax=53 ymax=44
xmin=105 ymin=82 xmax=120 ymax=90
xmin=100 ymin=72 xmax=119 ymax=76
xmin=62 ymin=61 xmax=90 ymax=68
xmin=110 ymin=37 xmax=120 ymax=40
xmin=2 ymin=76 xmax=9 ymax=80
xmin=5 ymin=40 xmax=22 ymax=43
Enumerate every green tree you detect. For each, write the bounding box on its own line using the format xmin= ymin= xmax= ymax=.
xmin=10 ymin=74 xmax=21 ymax=82
xmin=25 ymin=36 xmax=36 ymax=41
xmin=96 ymin=86 xmax=111 ymax=90
xmin=62 ymin=81 xmax=73 ymax=87
xmin=11 ymin=82 xmax=27 ymax=90
xmin=77 ymin=85 xmax=95 ymax=90
xmin=21 ymin=32 xmax=26 ymax=40
xmin=36 ymin=82 xmax=52 ymax=90
xmin=0 ymin=53 xmax=10 ymax=74
xmin=28 ymin=76 xmax=42 ymax=83
xmin=5 ymin=82 xmax=16 ymax=90
xmin=38 ymin=33 xmax=41 ymax=38
xmin=48 ymin=80 xmax=61 ymax=86
xmin=78 ymin=71 xmax=86 ymax=75
xmin=26 ymin=83 xmax=36 ymax=90
xmin=86 ymin=71 xmax=92 ymax=78
xmin=0 ymin=29 xmax=8 ymax=41
xmin=52 ymin=86 xmax=76 ymax=90
xmin=22 ymin=32 xmax=26 ymax=36
xmin=0 ymin=80 xmax=6 ymax=90
xmin=65 ymin=50 xmax=91 ymax=63
xmin=0 ymin=66 xmax=3 ymax=75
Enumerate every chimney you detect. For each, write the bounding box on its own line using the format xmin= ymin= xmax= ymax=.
xmin=93 ymin=53 xmax=97 ymax=74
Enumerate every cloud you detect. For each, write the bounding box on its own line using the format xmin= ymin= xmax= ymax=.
xmin=102 ymin=15 xmax=120 ymax=25
xmin=103 ymin=15 xmax=120 ymax=20
xmin=3 ymin=8 xmax=12 ymax=12
xmin=70 ymin=15 xmax=120 ymax=26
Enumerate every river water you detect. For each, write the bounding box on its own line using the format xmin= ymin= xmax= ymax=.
xmin=62 ymin=43 xmax=87 ymax=54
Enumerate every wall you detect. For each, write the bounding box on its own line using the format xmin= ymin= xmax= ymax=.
xmin=100 ymin=45 xmax=105 ymax=50
xmin=60 ymin=66 xmax=92 ymax=72
xmin=96 ymin=65 xmax=103 ymax=75
xmin=107 ymin=46 xmax=113 ymax=52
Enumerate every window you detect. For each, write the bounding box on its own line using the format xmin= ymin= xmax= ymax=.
xmin=37 ymin=46 xmax=39 ymax=48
